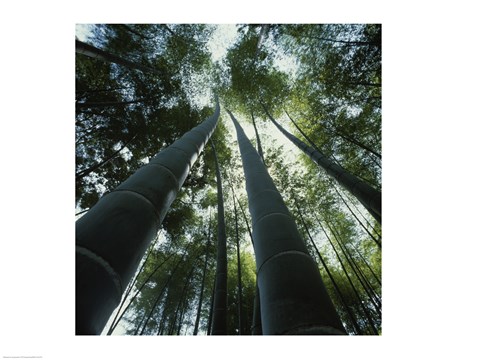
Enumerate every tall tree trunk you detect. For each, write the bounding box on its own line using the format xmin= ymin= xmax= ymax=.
xmin=107 ymin=251 xmax=175 ymax=334
xmin=230 ymin=183 xmax=261 ymax=335
xmin=228 ymin=110 xmax=345 ymax=335
xmin=284 ymin=109 xmax=321 ymax=154
xmin=75 ymin=99 xmax=146 ymax=110
xmin=353 ymin=246 xmax=382 ymax=287
xmin=251 ymin=111 xmax=265 ymax=164
xmin=169 ymin=264 xmax=196 ymax=335
xmin=343 ymin=247 xmax=382 ymax=314
xmin=346 ymin=81 xmax=381 ymax=88
xmin=75 ymin=208 xmax=89 ymax=216
xmin=284 ymin=109 xmax=368 ymax=180
xmin=336 ymin=130 xmax=382 ymax=160
xmin=106 ymin=234 xmax=159 ymax=335
xmin=327 ymin=222 xmax=382 ymax=316
xmin=286 ymin=110 xmax=382 ymax=160
xmin=193 ymin=215 xmax=212 ymax=335
xmin=176 ymin=297 xmax=190 ymax=335
xmin=76 ymin=99 xmax=220 ymax=335
xmin=263 ymin=104 xmax=381 ymax=224
xmin=233 ymin=197 xmax=244 ymax=334
xmin=206 ymin=280 xmax=215 ymax=335
xmin=316 ymin=117 xmax=382 ymax=160
xmin=75 ymin=39 xmax=163 ymax=76
xmin=210 ymin=141 xmax=228 ymax=335
xmin=251 ymin=283 xmax=262 ymax=335
xmin=288 ymin=112 xmax=379 ymax=193
xmin=138 ymin=251 xmax=188 ymax=335
xmin=317 ymin=217 xmax=379 ymax=334
xmin=157 ymin=304 xmax=168 ymax=335
xmin=229 ymin=183 xmax=254 ymax=246
xmin=343 ymin=189 xmax=382 ymax=239
xmin=76 ymin=85 xmax=132 ymax=97
xmin=332 ymin=185 xmax=381 ymax=249
xmin=292 ymin=197 xmax=363 ymax=334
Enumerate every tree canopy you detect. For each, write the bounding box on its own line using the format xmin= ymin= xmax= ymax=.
xmin=76 ymin=23 xmax=381 ymax=335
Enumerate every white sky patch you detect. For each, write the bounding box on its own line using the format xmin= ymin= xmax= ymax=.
xmin=273 ymin=52 xmax=298 ymax=78
xmin=119 ymin=146 xmax=133 ymax=161
xmin=112 ymin=141 xmax=123 ymax=151
xmin=76 ymin=24 xmax=94 ymax=41
xmin=190 ymin=24 xmax=239 ymax=109
xmin=264 ymin=34 xmax=299 ymax=78
xmin=182 ymin=69 xmax=214 ymax=110
xmin=113 ymin=141 xmax=134 ymax=161
xmin=207 ymin=24 xmax=238 ymax=63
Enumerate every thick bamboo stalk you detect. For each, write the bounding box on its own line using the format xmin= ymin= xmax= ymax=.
xmin=233 ymin=197 xmax=245 ymax=334
xmin=264 ymin=105 xmax=381 ymax=223
xmin=210 ymin=141 xmax=228 ymax=335
xmin=76 ymin=99 xmax=220 ymax=335
xmin=251 ymin=111 xmax=265 ymax=164
xmin=228 ymin=110 xmax=345 ymax=335
xmin=76 ymin=39 xmax=163 ymax=76
xmin=193 ymin=215 xmax=211 ymax=335
xmin=251 ymin=283 xmax=262 ymax=335
xmin=292 ymin=198 xmax=363 ymax=334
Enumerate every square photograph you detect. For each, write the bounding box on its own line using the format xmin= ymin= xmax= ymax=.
xmin=75 ymin=24 xmax=381 ymax=336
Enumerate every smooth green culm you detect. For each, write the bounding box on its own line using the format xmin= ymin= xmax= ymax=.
xmin=228 ymin=110 xmax=346 ymax=335
xmin=263 ymin=105 xmax=381 ymax=224
xmin=210 ymin=141 xmax=228 ymax=335
xmin=76 ymin=99 xmax=220 ymax=335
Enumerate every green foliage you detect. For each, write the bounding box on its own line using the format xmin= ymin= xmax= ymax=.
xmin=76 ymin=24 xmax=216 ymax=209
xmin=77 ymin=23 xmax=381 ymax=335
xmin=226 ymin=251 xmax=256 ymax=335
xmin=216 ymin=26 xmax=290 ymax=117
xmin=261 ymin=127 xmax=381 ymax=334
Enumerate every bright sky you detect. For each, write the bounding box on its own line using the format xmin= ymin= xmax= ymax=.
xmin=207 ymin=24 xmax=238 ymax=62
xmin=204 ymin=24 xmax=302 ymax=164
xmin=75 ymin=24 xmax=93 ymax=41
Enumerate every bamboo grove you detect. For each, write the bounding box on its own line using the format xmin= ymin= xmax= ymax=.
xmin=75 ymin=24 xmax=382 ymax=335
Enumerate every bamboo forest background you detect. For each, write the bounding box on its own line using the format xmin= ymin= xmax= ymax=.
xmin=75 ymin=24 xmax=381 ymax=335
